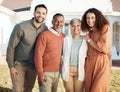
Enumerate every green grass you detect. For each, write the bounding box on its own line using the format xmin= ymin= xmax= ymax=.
xmin=0 ymin=65 xmax=120 ymax=92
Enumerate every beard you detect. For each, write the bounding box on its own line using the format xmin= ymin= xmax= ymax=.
xmin=55 ymin=28 xmax=62 ymax=33
xmin=52 ymin=27 xmax=62 ymax=33
xmin=34 ymin=17 xmax=45 ymax=24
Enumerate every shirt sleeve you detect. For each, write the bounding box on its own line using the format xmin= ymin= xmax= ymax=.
xmin=97 ymin=25 xmax=111 ymax=54
xmin=34 ymin=32 xmax=47 ymax=78
xmin=6 ymin=24 xmax=23 ymax=68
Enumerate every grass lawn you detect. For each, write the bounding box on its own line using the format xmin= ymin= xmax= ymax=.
xmin=0 ymin=65 xmax=120 ymax=92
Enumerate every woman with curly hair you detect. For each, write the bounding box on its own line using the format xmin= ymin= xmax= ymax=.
xmin=81 ymin=8 xmax=112 ymax=92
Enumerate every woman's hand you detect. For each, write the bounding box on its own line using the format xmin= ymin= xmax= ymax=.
xmin=83 ymin=34 xmax=90 ymax=41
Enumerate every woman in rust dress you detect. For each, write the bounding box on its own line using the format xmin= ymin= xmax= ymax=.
xmin=81 ymin=8 xmax=111 ymax=92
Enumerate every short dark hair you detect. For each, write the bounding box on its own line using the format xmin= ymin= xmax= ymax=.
xmin=52 ymin=13 xmax=64 ymax=20
xmin=34 ymin=4 xmax=47 ymax=13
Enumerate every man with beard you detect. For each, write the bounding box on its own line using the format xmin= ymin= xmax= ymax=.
xmin=6 ymin=4 xmax=48 ymax=92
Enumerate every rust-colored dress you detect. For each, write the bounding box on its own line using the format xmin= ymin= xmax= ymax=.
xmin=85 ymin=25 xmax=112 ymax=92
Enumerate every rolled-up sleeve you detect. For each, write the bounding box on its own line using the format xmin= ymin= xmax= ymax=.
xmin=97 ymin=25 xmax=111 ymax=54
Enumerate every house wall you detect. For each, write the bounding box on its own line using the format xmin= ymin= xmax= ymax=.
xmin=0 ymin=12 xmax=16 ymax=56
xmin=107 ymin=15 xmax=120 ymax=55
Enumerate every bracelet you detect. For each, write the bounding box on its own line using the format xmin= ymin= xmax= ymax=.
xmin=87 ymin=39 xmax=91 ymax=42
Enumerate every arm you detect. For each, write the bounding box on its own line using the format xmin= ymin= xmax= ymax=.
xmin=96 ymin=25 xmax=111 ymax=53
xmin=6 ymin=24 xmax=23 ymax=82
xmin=83 ymin=25 xmax=111 ymax=53
xmin=34 ymin=32 xmax=47 ymax=86
xmin=83 ymin=34 xmax=102 ymax=52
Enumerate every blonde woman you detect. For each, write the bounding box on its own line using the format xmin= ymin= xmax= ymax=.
xmin=62 ymin=18 xmax=88 ymax=92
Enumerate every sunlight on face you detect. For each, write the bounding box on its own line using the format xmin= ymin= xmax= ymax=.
xmin=86 ymin=13 xmax=96 ymax=28
xmin=52 ymin=16 xmax=64 ymax=32
xmin=70 ymin=21 xmax=81 ymax=35
xmin=34 ymin=7 xmax=47 ymax=23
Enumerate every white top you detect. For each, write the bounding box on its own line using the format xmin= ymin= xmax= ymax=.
xmin=61 ymin=35 xmax=88 ymax=81
xmin=49 ymin=27 xmax=61 ymax=36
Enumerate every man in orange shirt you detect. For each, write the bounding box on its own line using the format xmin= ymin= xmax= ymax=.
xmin=34 ymin=13 xmax=65 ymax=92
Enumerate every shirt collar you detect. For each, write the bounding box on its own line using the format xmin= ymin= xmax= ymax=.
xmin=31 ymin=18 xmax=44 ymax=29
xmin=49 ymin=27 xmax=61 ymax=36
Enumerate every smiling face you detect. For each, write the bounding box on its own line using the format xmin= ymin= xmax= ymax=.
xmin=34 ymin=7 xmax=47 ymax=24
xmin=86 ymin=12 xmax=96 ymax=28
xmin=52 ymin=15 xmax=64 ymax=32
xmin=70 ymin=20 xmax=81 ymax=35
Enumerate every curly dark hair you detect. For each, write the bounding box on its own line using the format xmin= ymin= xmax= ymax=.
xmin=81 ymin=8 xmax=109 ymax=32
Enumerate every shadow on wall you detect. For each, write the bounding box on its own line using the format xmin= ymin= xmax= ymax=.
xmin=0 ymin=87 xmax=12 ymax=92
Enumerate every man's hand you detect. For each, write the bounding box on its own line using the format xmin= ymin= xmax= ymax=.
xmin=10 ymin=67 xmax=18 ymax=83
xmin=38 ymin=75 xmax=46 ymax=86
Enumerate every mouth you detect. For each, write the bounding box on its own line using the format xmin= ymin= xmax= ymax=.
xmin=74 ymin=30 xmax=79 ymax=32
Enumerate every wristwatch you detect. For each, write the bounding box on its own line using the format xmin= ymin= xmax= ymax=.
xmin=87 ymin=39 xmax=91 ymax=42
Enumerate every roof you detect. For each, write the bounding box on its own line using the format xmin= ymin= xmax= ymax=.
xmin=1 ymin=0 xmax=32 ymax=11
xmin=1 ymin=0 xmax=120 ymax=12
xmin=111 ymin=0 xmax=120 ymax=12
